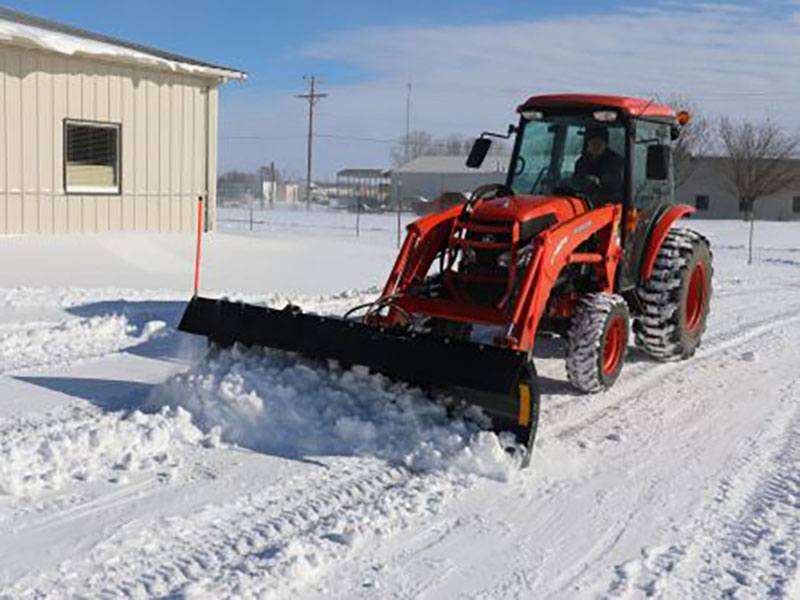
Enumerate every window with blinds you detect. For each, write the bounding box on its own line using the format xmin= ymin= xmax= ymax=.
xmin=64 ymin=120 xmax=120 ymax=194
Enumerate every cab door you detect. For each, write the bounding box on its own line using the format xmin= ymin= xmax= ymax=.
xmin=619 ymin=121 xmax=674 ymax=290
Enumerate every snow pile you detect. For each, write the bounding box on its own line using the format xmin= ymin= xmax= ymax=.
xmin=0 ymin=406 xmax=204 ymax=496
xmin=0 ymin=315 xmax=166 ymax=374
xmin=149 ymin=347 xmax=519 ymax=480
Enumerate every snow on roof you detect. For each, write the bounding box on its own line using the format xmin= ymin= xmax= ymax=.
xmin=393 ymin=155 xmax=506 ymax=174
xmin=0 ymin=7 xmax=246 ymax=81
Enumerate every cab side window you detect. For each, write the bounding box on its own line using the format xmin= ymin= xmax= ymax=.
xmin=632 ymin=122 xmax=673 ymax=209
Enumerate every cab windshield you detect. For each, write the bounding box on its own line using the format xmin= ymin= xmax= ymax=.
xmin=509 ymin=114 xmax=626 ymax=203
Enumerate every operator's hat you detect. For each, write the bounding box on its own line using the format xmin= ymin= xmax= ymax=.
xmin=585 ymin=125 xmax=609 ymax=143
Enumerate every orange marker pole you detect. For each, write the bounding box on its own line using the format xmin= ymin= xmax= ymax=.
xmin=193 ymin=196 xmax=204 ymax=296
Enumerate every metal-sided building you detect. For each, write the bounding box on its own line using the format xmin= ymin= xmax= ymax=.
xmin=0 ymin=7 xmax=245 ymax=235
xmin=677 ymin=156 xmax=800 ymax=221
xmin=389 ymin=155 xmax=507 ymax=204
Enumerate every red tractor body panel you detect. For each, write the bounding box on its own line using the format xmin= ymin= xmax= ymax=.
xmin=518 ymin=94 xmax=676 ymax=118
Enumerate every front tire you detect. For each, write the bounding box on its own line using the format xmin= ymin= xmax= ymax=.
xmin=634 ymin=227 xmax=713 ymax=360
xmin=566 ymin=293 xmax=630 ymax=393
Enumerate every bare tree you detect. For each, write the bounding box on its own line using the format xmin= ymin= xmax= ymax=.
xmin=655 ymin=94 xmax=715 ymax=188
xmin=391 ymin=130 xmax=511 ymax=166
xmin=718 ymin=117 xmax=800 ymax=264
xmin=443 ymin=133 xmax=468 ymax=156
xmin=390 ymin=130 xmax=433 ymax=165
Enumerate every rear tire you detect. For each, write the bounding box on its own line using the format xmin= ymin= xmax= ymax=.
xmin=634 ymin=228 xmax=713 ymax=361
xmin=566 ymin=293 xmax=630 ymax=393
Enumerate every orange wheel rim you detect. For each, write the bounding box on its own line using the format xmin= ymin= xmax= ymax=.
xmin=602 ymin=315 xmax=626 ymax=376
xmin=686 ymin=262 xmax=707 ymax=334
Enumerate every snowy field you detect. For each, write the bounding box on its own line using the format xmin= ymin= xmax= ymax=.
xmin=0 ymin=210 xmax=798 ymax=599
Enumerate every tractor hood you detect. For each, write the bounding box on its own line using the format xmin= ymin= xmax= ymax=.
xmin=469 ymin=194 xmax=589 ymax=227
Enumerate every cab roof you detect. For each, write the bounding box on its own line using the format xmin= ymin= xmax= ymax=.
xmin=517 ymin=94 xmax=675 ymax=119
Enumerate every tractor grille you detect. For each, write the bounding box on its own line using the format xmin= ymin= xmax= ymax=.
xmin=451 ymin=214 xmax=557 ymax=307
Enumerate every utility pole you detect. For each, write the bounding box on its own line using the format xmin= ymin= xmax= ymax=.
xmin=295 ymin=75 xmax=327 ymax=210
xmin=404 ymin=80 xmax=412 ymax=163
xmin=269 ymin=160 xmax=275 ymax=207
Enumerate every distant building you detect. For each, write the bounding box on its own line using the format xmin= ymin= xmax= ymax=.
xmin=262 ymin=180 xmax=299 ymax=205
xmin=389 ymin=155 xmax=506 ymax=204
xmin=677 ymin=157 xmax=800 ymax=221
xmin=0 ymin=7 xmax=245 ymax=235
xmin=335 ymin=168 xmax=391 ymax=210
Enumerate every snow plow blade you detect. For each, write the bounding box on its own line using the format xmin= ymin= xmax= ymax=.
xmin=178 ymin=296 xmax=540 ymax=461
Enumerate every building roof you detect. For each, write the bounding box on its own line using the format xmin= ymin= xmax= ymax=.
xmin=518 ymin=94 xmax=675 ymax=119
xmin=393 ymin=155 xmax=506 ymax=174
xmin=0 ymin=6 xmax=246 ymax=81
xmin=336 ymin=168 xmax=390 ymax=178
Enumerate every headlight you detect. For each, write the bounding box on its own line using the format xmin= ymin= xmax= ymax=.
xmin=462 ymin=247 xmax=477 ymax=265
xmin=497 ymin=245 xmax=533 ymax=269
xmin=497 ymin=250 xmax=511 ymax=268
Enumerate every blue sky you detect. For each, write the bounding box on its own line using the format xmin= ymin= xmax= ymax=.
xmin=5 ymin=0 xmax=619 ymax=88
xmin=5 ymin=1 xmax=800 ymax=177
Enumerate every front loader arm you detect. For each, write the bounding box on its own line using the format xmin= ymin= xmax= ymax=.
xmin=506 ymin=204 xmax=623 ymax=351
xmin=382 ymin=206 xmax=462 ymax=297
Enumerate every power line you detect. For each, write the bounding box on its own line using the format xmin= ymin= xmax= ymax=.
xmin=295 ymin=75 xmax=328 ymax=209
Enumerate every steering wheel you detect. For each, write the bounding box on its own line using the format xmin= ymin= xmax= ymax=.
xmin=470 ymin=183 xmax=514 ymax=202
xmin=569 ymin=173 xmax=602 ymax=192
xmin=553 ymin=173 xmax=601 ymax=198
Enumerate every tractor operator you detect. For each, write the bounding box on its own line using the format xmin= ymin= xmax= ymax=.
xmin=573 ymin=126 xmax=624 ymax=202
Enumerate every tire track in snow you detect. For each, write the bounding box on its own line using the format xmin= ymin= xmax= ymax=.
xmin=6 ymin=458 xmax=474 ymax=599
xmin=538 ymin=284 xmax=800 ymax=416
xmin=0 ymin=405 xmax=203 ymax=498
xmin=547 ymin=304 xmax=800 ymax=443
xmin=596 ymin=379 xmax=800 ymax=599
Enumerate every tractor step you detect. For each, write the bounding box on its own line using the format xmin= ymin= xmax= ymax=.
xmin=178 ymin=296 xmax=540 ymax=463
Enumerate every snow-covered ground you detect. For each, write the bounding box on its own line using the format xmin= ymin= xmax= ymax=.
xmin=0 ymin=210 xmax=798 ymax=599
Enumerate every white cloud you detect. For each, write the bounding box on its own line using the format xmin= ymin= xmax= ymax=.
xmin=220 ymin=2 xmax=800 ymax=176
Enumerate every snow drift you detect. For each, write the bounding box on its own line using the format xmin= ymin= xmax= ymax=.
xmin=148 ymin=346 xmax=519 ymax=480
xmin=0 ymin=406 xmax=203 ymax=497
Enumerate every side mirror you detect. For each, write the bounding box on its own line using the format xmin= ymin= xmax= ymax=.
xmin=466 ymin=137 xmax=492 ymax=168
xmin=646 ymin=144 xmax=671 ymax=180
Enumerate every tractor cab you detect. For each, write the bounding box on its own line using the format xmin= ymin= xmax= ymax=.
xmin=467 ymin=94 xmax=683 ymax=290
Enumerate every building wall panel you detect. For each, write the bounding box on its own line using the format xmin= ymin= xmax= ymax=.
xmin=37 ymin=55 xmax=54 ymax=233
xmin=108 ymin=72 xmax=122 ymax=231
xmin=120 ymin=70 xmax=134 ymax=230
xmin=0 ymin=49 xmax=7 ymax=234
xmin=52 ymin=56 xmax=68 ymax=233
xmin=21 ymin=52 xmax=38 ymax=232
xmin=169 ymin=82 xmax=182 ymax=231
xmin=159 ymin=77 xmax=171 ymax=231
xmin=207 ymin=86 xmax=218 ymax=229
xmin=0 ymin=44 xmax=217 ymax=235
xmin=5 ymin=50 xmax=22 ymax=233
xmin=181 ymin=83 xmax=194 ymax=231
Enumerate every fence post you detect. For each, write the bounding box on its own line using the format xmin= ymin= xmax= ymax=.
xmin=356 ymin=199 xmax=361 ymax=237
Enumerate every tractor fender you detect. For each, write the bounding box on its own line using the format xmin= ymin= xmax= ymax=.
xmin=640 ymin=204 xmax=696 ymax=281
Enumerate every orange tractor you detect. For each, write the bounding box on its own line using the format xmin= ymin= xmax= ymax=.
xmin=179 ymin=94 xmax=712 ymax=464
